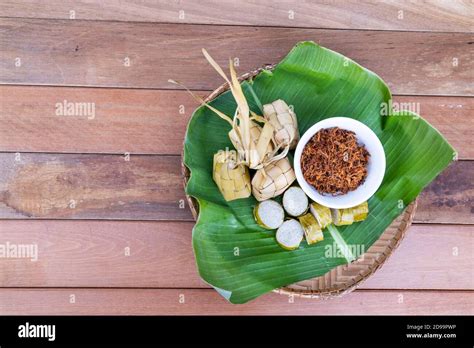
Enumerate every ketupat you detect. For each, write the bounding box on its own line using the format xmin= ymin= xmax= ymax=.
xmin=202 ymin=49 xmax=277 ymax=170
xmin=244 ymin=120 xmax=274 ymax=170
xmin=170 ymin=50 xmax=277 ymax=171
xmin=251 ymin=157 xmax=296 ymax=201
xmin=263 ymin=99 xmax=299 ymax=150
xmin=171 ymin=49 xmax=296 ymax=202
xmin=213 ymin=150 xmax=251 ymax=201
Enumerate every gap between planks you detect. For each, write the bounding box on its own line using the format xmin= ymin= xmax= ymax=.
xmin=2 ymin=83 xmax=474 ymax=97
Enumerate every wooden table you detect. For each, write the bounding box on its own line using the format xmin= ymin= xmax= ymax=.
xmin=0 ymin=0 xmax=472 ymax=315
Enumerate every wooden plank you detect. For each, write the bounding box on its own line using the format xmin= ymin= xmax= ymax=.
xmin=361 ymin=224 xmax=474 ymax=290
xmin=0 ymin=85 xmax=472 ymax=158
xmin=395 ymin=96 xmax=473 ymax=161
xmin=0 ymin=153 xmax=191 ymax=220
xmin=417 ymin=161 xmax=474 ymax=224
xmin=0 ymin=220 xmax=204 ymax=288
xmin=0 ymin=221 xmax=471 ymax=290
xmin=0 ymin=288 xmax=471 ymax=315
xmin=1 ymin=19 xmax=472 ymax=95
xmin=0 ymin=0 xmax=472 ymax=32
xmin=0 ymin=153 xmax=470 ymax=223
xmin=0 ymin=86 xmax=197 ymax=155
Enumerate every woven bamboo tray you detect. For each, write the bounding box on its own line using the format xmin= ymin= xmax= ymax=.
xmin=181 ymin=65 xmax=417 ymax=299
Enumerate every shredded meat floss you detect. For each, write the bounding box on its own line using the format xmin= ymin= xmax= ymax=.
xmin=301 ymin=127 xmax=370 ymax=195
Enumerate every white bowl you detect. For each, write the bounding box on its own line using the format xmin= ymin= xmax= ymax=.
xmin=294 ymin=117 xmax=386 ymax=209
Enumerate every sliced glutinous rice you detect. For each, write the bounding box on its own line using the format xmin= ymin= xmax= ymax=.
xmin=276 ymin=219 xmax=304 ymax=250
xmin=283 ymin=187 xmax=308 ymax=216
xmin=255 ymin=200 xmax=284 ymax=229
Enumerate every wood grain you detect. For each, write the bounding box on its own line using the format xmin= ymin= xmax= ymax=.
xmin=0 ymin=288 xmax=471 ymax=315
xmin=1 ymin=19 xmax=472 ymax=95
xmin=0 ymin=86 xmax=197 ymax=155
xmin=0 ymin=0 xmax=471 ymax=317
xmin=0 ymin=153 xmax=190 ymax=220
xmin=0 ymin=221 xmax=471 ymax=290
xmin=417 ymin=161 xmax=474 ymax=224
xmin=1 ymin=0 xmax=472 ymax=32
xmin=0 ymin=85 xmax=472 ymax=158
xmin=0 ymin=153 xmax=470 ymax=223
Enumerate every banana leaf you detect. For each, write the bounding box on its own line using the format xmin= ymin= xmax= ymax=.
xmin=183 ymin=41 xmax=455 ymax=304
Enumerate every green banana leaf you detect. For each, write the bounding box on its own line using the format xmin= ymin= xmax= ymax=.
xmin=183 ymin=41 xmax=455 ymax=304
